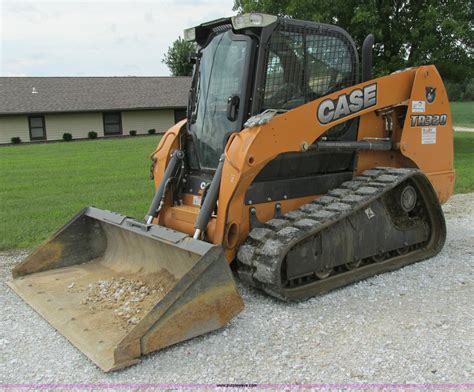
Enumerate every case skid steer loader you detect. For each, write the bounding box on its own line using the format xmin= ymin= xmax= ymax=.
xmin=8 ymin=13 xmax=454 ymax=371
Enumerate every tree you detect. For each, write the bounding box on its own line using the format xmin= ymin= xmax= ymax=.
xmin=233 ymin=0 xmax=473 ymax=83
xmin=162 ymin=37 xmax=195 ymax=76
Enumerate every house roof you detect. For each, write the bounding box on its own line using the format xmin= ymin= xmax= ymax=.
xmin=0 ymin=76 xmax=191 ymax=115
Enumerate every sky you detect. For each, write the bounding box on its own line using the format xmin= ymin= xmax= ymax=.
xmin=0 ymin=0 xmax=236 ymax=76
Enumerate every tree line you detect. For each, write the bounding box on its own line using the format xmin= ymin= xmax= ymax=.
xmin=162 ymin=0 xmax=473 ymax=101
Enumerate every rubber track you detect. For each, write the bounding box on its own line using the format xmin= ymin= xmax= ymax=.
xmin=236 ymin=167 xmax=446 ymax=301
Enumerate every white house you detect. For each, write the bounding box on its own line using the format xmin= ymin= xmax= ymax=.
xmin=0 ymin=76 xmax=191 ymax=144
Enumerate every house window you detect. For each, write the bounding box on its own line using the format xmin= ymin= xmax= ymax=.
xmin=28 ymin=116 xmax=46 ymax=140
xmin=174 ymin=109 xmax=187 ymax=123
xmin=103 ymin=112 xmax=122 ymax=135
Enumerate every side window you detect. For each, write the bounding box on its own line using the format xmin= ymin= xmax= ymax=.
xmin=263 ymin=52 xmax=284 ymax=104
xmin=263 ymin=31 xmax=305 ymax=110
xmin=263 ymin=27 xmax=356 ymax=111
xmin=306 ymin=34 xmax=354 ymax=98
xmin=28 ymin=116 xmax=46 ymax=140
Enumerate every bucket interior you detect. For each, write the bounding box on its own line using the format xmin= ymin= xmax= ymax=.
xmin=7 ymin=211 xmax=217 ymax=371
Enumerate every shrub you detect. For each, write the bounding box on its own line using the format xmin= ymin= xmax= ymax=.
xmin=11 ymin=137 xmax=21 ymax=144
xmin=88 ymin=131 xmax=98 ymax=139
xmin=445 ymin=81 xmax=463 ymax=101
xmin=148 ymin=128 xmax=156 ymax=135
xmin=129 ymin=130 xmax=137 ymax=136
xmin=63 ymin=133 xmax=73 ymax=141
xmin=461 ymin=79 xmax=474 ymax=101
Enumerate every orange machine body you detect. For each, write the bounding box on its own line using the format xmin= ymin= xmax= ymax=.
xmin=151 ymin=65 xmax=454 ymax=262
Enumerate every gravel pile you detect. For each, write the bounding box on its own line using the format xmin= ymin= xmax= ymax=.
xmin=75 ymin=273 xmax=176 ymax=329
xmin=0 ymin=193 xmax=472 ymax=384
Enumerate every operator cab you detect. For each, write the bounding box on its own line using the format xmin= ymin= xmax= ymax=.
xmin=183 ymin=13 xmax=360 ymax=190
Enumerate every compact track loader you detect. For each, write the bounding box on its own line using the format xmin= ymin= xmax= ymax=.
xmin=9 ymin=13 xmax=454 ymax=371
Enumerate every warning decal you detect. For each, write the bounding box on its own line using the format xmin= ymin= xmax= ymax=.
xmin=421 ymin=127 xmax=437 ymax=144
xmin=412 ymin=100 xmax=426 ymax=113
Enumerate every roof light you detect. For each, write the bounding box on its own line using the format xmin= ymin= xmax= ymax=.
xmin=231 ymin=13 xmax=277 ymax=30
xmin=249 ymin=13 xmax=263 ymax=25
xmin=183 ymin=27 xmax=196 ymax=42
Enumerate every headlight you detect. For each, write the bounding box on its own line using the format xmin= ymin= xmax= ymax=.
xmin=231 ymin=13 xmax=277 ymax=30
xmin=183 ymin=27 xmax=196 ymax=42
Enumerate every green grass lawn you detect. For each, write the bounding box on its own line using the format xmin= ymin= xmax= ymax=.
xmin=0 ymin=136 xmax=161 ymax=250
xmin=454 ymin=132 xmax=474 ymax=194
xmin=0 ymin=132 xmax=473 ymax=251
xmin=451 ymin=101 xmax=474 ymax=128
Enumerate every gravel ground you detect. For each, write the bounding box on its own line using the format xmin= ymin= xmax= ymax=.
xmin=1 ymin=193 xmax=473 ymax=385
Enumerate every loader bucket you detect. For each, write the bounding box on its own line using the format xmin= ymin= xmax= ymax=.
xmin=7 ymin=207 xmax=244 ymax=372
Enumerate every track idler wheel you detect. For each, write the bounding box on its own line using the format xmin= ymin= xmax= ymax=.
xmin=400 ymin=185 xmax=417 ymax=212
